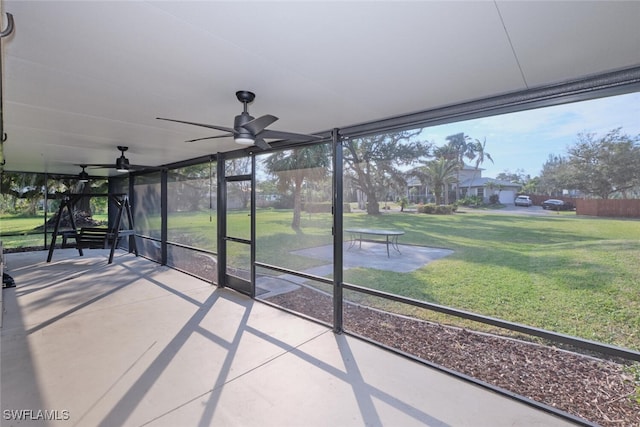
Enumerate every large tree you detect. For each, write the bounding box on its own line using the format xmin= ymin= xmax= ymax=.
xmin=538 ymin=154 xmax=569 ymax=196
xmin=343 ymin=130 xmax=430 ymax=215
xmin=496 ymin=168 xmax=533 ymax=186
xmin=0 ymin=172 xmax=46 ymax=215
xmin=564 ymin=128 xmax=640 ymax=199
xmin=263 ymin=145 xmax=330 ymax=230
xmin=168 ymin=163 xmax=213 ymax=212
xmin=495 ymin=168 xmax=539 ymax=194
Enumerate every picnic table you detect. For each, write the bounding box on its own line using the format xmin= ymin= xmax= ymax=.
xmin=345 ymin=228 xmax=404 ymax=258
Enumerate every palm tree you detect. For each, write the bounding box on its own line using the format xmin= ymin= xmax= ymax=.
xmin=467 ymin=137 xmax=494 ymax=195
xmin=444 ymin=133 xmax=476 ymax=199
xmin=432 ymin=142 xmax=458 ymax=162
xmin=413 ymin=158 xmax=458 ymax=205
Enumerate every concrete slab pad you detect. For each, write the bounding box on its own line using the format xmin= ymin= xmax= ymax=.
xmin=292 ymin=243 xmax=453 ymax=273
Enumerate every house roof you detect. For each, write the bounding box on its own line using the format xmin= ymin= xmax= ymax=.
xmin=461 ymin=164 xmax=485 ymax=171
xmin=459 ymin=177 xmax=522 ymax=189
xmin=2 ymin=1 xmax=640 ymax=176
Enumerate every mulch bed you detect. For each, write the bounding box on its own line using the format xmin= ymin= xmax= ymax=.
xmin=266 ymin=286 xmax=640 ymax=427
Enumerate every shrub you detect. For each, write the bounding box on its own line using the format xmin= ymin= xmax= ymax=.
xmin=489 ymin=194 xmax=500 ymax=205
xmin=435 ymin=204 xmax=454 ymax=215
xmin=458 ymin=196 xmax=483 ymax=206
xmin=418 ymin=204 xmax=435 ymax=214
xmin=418 ymin=203 xmax=454 ymax=215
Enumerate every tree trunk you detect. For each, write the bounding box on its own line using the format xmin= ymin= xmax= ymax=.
xmin=366 ymin=192 xmax=380 ymax=215
xmin=75 ymin=182 xmax=92 ymax=216
xmin=434 ymin=188 xmax=442 ymax=205
xmin=27 ymin=198 xmax=38 ymax=216
xmin=291 ymin=177 xmax=303 ymax=230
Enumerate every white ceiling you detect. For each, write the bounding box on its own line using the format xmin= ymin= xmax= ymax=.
xmin=2 ymin=1 xmax=640 ymax=177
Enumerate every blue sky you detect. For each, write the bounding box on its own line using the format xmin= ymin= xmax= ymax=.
xmin=420 ymin=91 xmax=640 ymax=179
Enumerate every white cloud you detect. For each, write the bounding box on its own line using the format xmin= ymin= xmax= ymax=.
xmin=419 ymin=91 xmax=640 ymax=177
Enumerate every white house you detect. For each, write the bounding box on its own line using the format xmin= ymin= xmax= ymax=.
xmin=407 ymin=165 xmax=522 ymax=204
xmin=457 ymin=165 xmax=522 ymax=204
xmin=458 ymin=176 xmax=522 ymax=204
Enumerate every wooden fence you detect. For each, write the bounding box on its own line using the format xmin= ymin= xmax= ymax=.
xmin=575 ymin=199 xmax=640 ymax=218
xmin=526 ymin=195 xmax=640 ymax=218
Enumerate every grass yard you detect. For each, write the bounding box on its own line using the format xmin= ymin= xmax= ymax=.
xmin=253 ymin=209 xmax=640 ymax=351
xmin=0 ymin=213 xmax=47 ymax=233
xmin=0 ymin=214 xmax=109 ymax=247
xmin=3 ymin=208 xmax=639 ymax=351
xmin=165 ymin=211 xmax=217 ymax=251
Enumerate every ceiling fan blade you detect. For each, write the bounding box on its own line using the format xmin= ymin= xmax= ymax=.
xmin=253 ymin=138 xmax=272 ymax=150
xmin=259 ymin=129 xmax=323 ymax=142
xmin=242 ymin=114 xmax=278 ymax=135
xmin=129 ymin=166 xmax=162 ymax=172
xmin=157 ymin=117 xmax=236 ymax=134
xmin=186 ymin=134 xmax=231 ymax=143
xmin=86 ymin=164 xmax=159 ymax=171
xmin=86 ymin=164 xmax=116 ymax=169
xmin=128 ymin=164 xmax=162 ymax=170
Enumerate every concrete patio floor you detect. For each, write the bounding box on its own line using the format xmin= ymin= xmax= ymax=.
xmin=1 ymin=249 xmax=579 ymax=427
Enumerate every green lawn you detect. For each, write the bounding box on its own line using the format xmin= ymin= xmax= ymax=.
xmin=0 ymin=214 xmax=108 ymax=247
xmin=251 ymin=209 xmax=640 ymax=351
xmin=0 ymin=213 xmax=47 ymax=233
xmin=3 ymin=209 xmax=639 ymax=351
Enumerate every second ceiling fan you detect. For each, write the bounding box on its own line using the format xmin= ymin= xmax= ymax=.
xmin=157 ymin=91 xmax=321 ymax=150
xmin=86 ymin=146 xmax=156 ymax=173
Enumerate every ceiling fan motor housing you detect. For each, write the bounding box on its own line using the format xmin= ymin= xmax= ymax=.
xmin=115 ymin=145 xmax=130 ymax=170
xmin=234 ymin=112 xmax=255 ymax=145
xmin=116 ymin=154 xmax=130 ymax=170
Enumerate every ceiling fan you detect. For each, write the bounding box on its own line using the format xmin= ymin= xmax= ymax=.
xmin=157 ymin=91 xmax=322 ymax=150
xmin=77 ymin=165 xmax=90 ymax=182
xmin=85 ymin=146 xmax=157 ymax=173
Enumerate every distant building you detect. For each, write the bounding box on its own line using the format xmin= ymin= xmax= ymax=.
xmin=458 ymin=176 xmax=522 ymax=204
xmin=407 ymin=164 xmax=522 ymax=204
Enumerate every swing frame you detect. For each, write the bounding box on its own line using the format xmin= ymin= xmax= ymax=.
xmin=46 ymin=193 xmax=138 ymax=264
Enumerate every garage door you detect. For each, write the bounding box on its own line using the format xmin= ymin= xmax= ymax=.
xmin=499 ymin=190 xmax=515 ymax=204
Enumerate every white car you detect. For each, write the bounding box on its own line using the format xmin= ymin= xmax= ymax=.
xmin=514 ymin=195 xmax=532 ymax=207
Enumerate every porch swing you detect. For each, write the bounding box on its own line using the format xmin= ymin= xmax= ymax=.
xmin=46 ymin=193 xmax=138 ymax=264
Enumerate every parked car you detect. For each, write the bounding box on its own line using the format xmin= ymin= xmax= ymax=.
xmin=542 ymin=199 xmax=575 ymax=210
xmin=514 ymin=195 xmax=532 ymax=207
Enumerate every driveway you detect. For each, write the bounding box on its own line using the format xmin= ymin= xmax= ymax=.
xmin=458 ymin=204 xmax=561 ymax=216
